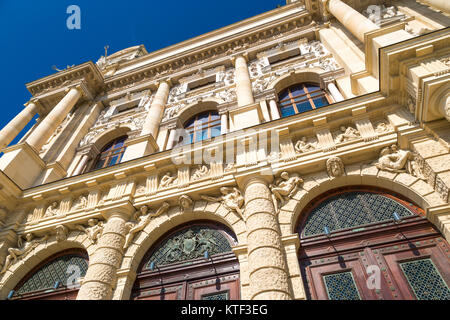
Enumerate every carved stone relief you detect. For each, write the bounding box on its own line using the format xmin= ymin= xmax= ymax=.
xmin=269 ymin=172 xmax=303 ymax=212
xmin=334 ymin=126 xmax=361 ymax=144
xmin=200 ymin=187 xmax=245 ymax=220
xmin=326 ymin=156 xmax=345 ymax=178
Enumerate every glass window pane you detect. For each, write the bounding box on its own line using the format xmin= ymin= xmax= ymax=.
xmin=313 ymin=97 xmax=329 ymax=108
xmin=95 ymin=159 xmax=105 ymax=169
xmin=290 ymin=85 xmax=305 ymax=97
xmin=295 ymin=101 xmax=313 ymax=113
xmin=306 ymin=84 xmax=320 ymax=92
xmin=211 ymin=126 xmax=221 ymax=138
xmin=280 ymin=106 xmax=296 ymax=117
xmin=108 ymin=155 xmax=119 ymax=166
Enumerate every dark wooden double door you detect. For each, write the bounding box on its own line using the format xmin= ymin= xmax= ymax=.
xmin=300 ymin=217 xmax=450 ymax=300
xmin=131 ymin=252 xmax=240 ymax=300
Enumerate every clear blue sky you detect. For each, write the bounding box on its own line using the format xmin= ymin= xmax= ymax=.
xmin=0 ymin=0 xmax=282 ymax=143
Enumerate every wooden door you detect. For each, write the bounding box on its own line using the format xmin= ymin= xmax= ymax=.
xmin=300 ymin=219 xmax=450 ymax=300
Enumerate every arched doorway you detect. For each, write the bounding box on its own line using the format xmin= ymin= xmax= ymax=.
xmin=297 ymin=186 xmax=450 ymax=300
xmin=10 ymin=249 xmax=88 ymax=300
xmin=131 ymin=221 xmax=240 ymax=300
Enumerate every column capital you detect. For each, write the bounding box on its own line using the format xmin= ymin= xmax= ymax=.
xmin=156 ymin=78 xmax=173 ymax=88
xmin=24 ymin=98 xmax=44 ymax=114
xmin=230 ymin=53 xmax=249 ymax=66
xmin=66 ymin=81 xmax=94 ymax=101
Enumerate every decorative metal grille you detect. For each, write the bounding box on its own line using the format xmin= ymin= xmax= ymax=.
xmin=201 ymin=291 xmax=229 ymax=300
xmin=323 ymin=271 xmax=361 ymax=300
xmin=400 ymin=258 xmax=450 ymax=300
xmin=16 ymin=254 xmax=88 ymax=295
xmin=143 ymin=226 xmax=232 ymax=269
xmin=303 ymin=192 xmax=415 ymax=236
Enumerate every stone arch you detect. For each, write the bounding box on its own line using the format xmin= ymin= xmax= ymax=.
xmin=267 ymin=68 xmax=326 ymax=93
xmin=177 ymin=100 xmax=221 ymax=126
xmin=0 ymin=230 xmax=94 ymax=299
xmin=113 ymin=200 xmax=246 ymax=300
xmin=275 ymin=163 xmax=446 ymax=238
xmin=90 ymin=126 xmax=132 ymax=152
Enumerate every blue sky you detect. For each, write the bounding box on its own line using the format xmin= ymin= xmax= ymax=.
xmin=0 ymin=0 xmax=282 ymax=143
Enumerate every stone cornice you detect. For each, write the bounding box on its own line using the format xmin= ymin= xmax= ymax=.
xmin=102 ymin=11 xmax=314 ymax=93
xmin=26 ymin=62 xmax=104 ymax=99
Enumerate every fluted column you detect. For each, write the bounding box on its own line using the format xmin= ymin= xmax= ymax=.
xmin=327 ymin=82 xmax=345 ymax=102
xmin=26 ymin=87 xmax=82 ymax=152
xmin=244 ymin=178 xmax=292 ymax=300
xmin=77 ymin=212 xmax=128 ymax=300
xmin=141 ymin=81 xmax=170 ymax=139
xmin=327 ymin=0 xmax=379 ymax=43
xmin=422 ymin=0 xmax=450 ymax=14
xmin=234 ymin=55 xmax=255 ymax=107
xmin=0 ymin=101 xmax=40 ymax=150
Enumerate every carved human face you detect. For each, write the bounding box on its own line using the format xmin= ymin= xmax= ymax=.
xmin=391 ymin=145 xmax=398 ymax=152
xmin=88 ymin=219 xmax=96 ymax=226
xmin=340 ymin=126 xmax=346 ymax=132
xmin=25 ymin=233 xmax=33 ymax=241
xmin=281 ymin=172 xmax=289 ymax=180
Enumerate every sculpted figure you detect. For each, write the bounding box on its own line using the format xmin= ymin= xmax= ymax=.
xmin=160 ymin=172 xmax=177 ymax=188
xmin=44 ymin=202 xmax=59 ymax=218
xmin=375 ymin=122 xmax=391 ymax=134
xmin=327 ymin=157 xmax=345 ymax=178
xmin=179 ymin=195 xmax=193 ymax=213
xmin=191 ymin=165 xmax=209 ymax=180
xmin=55 ymin=225 xmax=69 ymax=242
xmin=123 ymin=202 xmax=170 ymax=250
xmin=295 ymin=137 xmax=316 ymax=153
xmin=375 ymin=144 xmax=411 ymax=173
xmin=269 ymin=172 xmax=303 ymax=211
xmin=335 ymin=126 xmax=361 ymax=144
xmin=72 ymin=195 xmax=88 ymax=210
xmin=1 ymin=233 xmax=49 ymax=274
xmin=407 ymin=156 xmax=427 ymax=180
xmin=75 ymin=219 xmax=104 ymax=244
xmin=201 ymin=187 xmax=245 ymax=220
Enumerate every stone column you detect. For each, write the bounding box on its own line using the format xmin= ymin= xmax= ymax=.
xmin=244 ymin=177 xmax=292 ymax=300
xmin=422 ymin=0 xmax=450 ymax=14
xmin=327 ymin=0 xmax=379 ymax=43
xmin=234 ymin=55 xmax=255 ymax=107
xmin=220 ymin=112 xmax=228 ymax=135
xmin=269 ymin=99 xmax=281 ymax=120
xmin=73 ymin=154 xmax=90 ymax=176
xmin=141 ymin=81 xmax=170 ymax=139
xmin=77 ymin=211 xmax=129 ymax=300
xmin=165 ymin=127 xmax=177 ymax=150
xmin=440 ymin=95 xmax=450 ymax=122
xmin=327 ymin=82 xmax=345 ymax=102
xmin=26 ymin=87 xmax=82 ymax=152
xmin=0 ymin=100 xmax=40 ymax=150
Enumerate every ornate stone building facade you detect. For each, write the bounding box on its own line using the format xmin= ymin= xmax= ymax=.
xmin=0 ymin=0 xmax=449 ymax=300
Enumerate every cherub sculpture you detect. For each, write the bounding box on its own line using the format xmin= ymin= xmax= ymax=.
xmin=123 ymin=202 xmax=170 ymax=250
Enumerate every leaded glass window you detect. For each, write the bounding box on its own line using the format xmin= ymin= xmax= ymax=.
xmin=302 ymin=191 xmax=416 ymax=237
xmin=143 ymin=226 xmax=233 ymax=269
xmin=202 ymin=291 xmax=229 ymax=300
xmin=400 ymin=258 xmax=450 ymax=300
xmin=15 ymin=254 xmax=88 ymax=296
xmin=323 ymin=271 xmax=361 ymax=300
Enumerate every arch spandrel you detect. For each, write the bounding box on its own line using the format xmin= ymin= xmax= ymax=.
xmin=114 ymin=201 xmax=246 ymax=300
xmin=0 ymin=231 xmax=92 ymax=300
xmin=275 ymin=164 xmax=445 ymax=238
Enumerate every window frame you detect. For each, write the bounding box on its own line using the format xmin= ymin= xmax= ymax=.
xmin=92 ymin=135 xmax=128 ymax=170
xmin=278 ymin=83 xmax=332 ymax=117
xmin=183 ymin=110 xmax=221 ymax=144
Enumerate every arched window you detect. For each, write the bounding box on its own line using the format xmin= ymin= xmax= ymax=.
xmin=11 ymin=250 xmax=88 ymax=300
xmin=92 ymin=136 xmax=127 ymax=170
xmin=278 ymin=83 xmax=331 ymax=117
xmin=184 ymin=111 xmax=221 ymax=144
xmin=301 ymin=191 xmax=419 ymax=237
xmin=132 ymin=222 xmax=240 ymax=300
xmin=297 ymin=187 xmax=450 ymax=301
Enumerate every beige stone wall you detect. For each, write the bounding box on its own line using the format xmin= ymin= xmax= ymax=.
xmin=0 ymin=0 xmax=449 ymax=301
